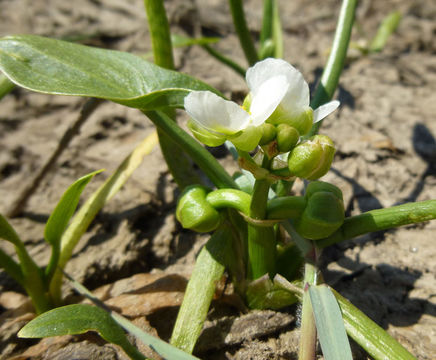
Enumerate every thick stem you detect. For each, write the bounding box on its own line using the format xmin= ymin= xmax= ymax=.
xmin=317 ymin=199 xmax=436 ymax=248
xmin=246 ymin=156 xmax=276 ymax=280
xmin=298 ymin=260 xmax=318 ymax=360
xmin=143 ymin=0 xmax=174 ymax=70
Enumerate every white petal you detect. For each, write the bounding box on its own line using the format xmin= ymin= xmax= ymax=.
xmin=184 ymin=91 xmax=250 ymax=134
xmin=246 ymin=58 xmax=309 ymax=116
xmin=249 ymin=75 xmax=289 ymax=126
xmin=313 ymin=100 xmax=340 ymax=123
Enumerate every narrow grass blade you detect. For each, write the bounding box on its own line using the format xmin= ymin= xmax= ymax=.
xmin=309 ymin=285 xmax=353 ymax=360
xmin=44 ymin=170 xmax=102 ymax=247
xmin=369 ymin=11 xmax=401 ymax=53
xmin=0 ymin=247 xmax=24 ymax=286
xmin=170 ymin=223 xmax=232 ymax=353
xmin=49 ymin=131 xmax=159 ymax=304
xmin=333 ymin=288 xmax=416 ymax=360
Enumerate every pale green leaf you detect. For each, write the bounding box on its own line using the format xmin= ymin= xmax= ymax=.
xmin=309 ymin=285 xmax=353 ymax=360
xmin=18 ymin=304 xmax=146 ymax=360
xmin=44 ymin=170 xmax=102 ymax=246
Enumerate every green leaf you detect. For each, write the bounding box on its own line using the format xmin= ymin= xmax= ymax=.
xmin=18 ymin=304 xmax=146 ymax=360
xmin=333 ymin=288 xmax=417 ymax=360
xmin=170 ymin=223 xmax=232 ymax=354
xmin=245 ymin=274 xmax=298 ymax=309
xmin=0 ymin=35 xmax=218 ymax=109
xmin=44 ymin=170 xmax=102 ymax=246
xmin=0 ymin=213 xmax=22 ymax=246
xmin=369 ymin=11 xmax=402 ymax=53
xmin=49 ymin=132 xmax=159 ymax=304
xmin=309 ymin=285 xmax=353 ymax=360
xmin=64 ymin=273 xmax=200 ymax=360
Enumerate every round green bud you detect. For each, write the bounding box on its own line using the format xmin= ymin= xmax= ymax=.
xmin=267 ymin=106 xmax=314 ymax=136
xmin=294 ymin=191 xmax=344 ymax=240
xmin=288 ymin=135 xmax=335 ymax=180
xmin=276 ymin=124 xmax=300 ymax=153
xmin=259 ymin=123 xmax=277 ymax=145
xmin=305 ymin=181 xmax=343 ymax=202
xmin=176 ymin=185 xmax=221 ymax=233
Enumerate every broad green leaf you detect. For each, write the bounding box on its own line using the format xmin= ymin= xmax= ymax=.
xmin=18 ymin=304 xmax=146 ymax=360
xmin=64 ymin=272 xmax=200 ymax=360
xmin=0 ymin=35 xmax=219 ymax=109
xmin=44 ymin=170 xmax=102 ymax=246
xmin=309 ymin=285 xmax=353 ymax=360
xmin=49 ymin=131 xmax=159 ymax=304
xmin=333 ymin=289 xmax=416 ymax=360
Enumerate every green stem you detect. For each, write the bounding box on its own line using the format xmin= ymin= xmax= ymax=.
xmin=333 ymin=289 xmax=416 ymax=360
xmin=44 ymin=243 xmax=60 ymax=285
xmin=0 ymin=74 xmax=15 ymax=100
xmin=260 ymin=0 xmax=274 ymax=45
xmin=308 ymin=0 xmax=357 ymax=136
xmin=144 ymin=0 xmax=203 ymax=189
xmin=144 ymin=110 xmax=237 ymax=189
xmin=143 ymin=0 xmax=174 ymax=70
xmin=170 ymin=223 xmax=233 ymax=353
xmin=317 ymin=199 xmax=436 ymax=248
xmin=228 ymin=0 xmax=259 ymax=65
xmin=266 ymin=196 xmax=306 ymax=220
xmin=246 ymin=156 xmax=276 ymax=280
xmin=299 ymin=260 xmax=318 ymax=360
xmin=13 ymin=240 xmax=51 ymax=313
xmin=202 ymin=44 xmax=246 ymax=77
xmin=206 ymin=189 xmax=251 ymax=215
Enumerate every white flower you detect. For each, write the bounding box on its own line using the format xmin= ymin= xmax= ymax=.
xmin=184 ymin=58 xmax=339 ymax=149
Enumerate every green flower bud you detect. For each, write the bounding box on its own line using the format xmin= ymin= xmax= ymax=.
xmin=305 ymin=181 xmax=343 ymax=202
xmin=294 ymin=187 xmax=344 ymax=240
xmin=176 ymin=185 xmax=221 ymax=233
xmin=267 ymin=106 xmax=314 ymax=136
xmin=288 ymin=135 xmax=335 ymax=180
xmin=188 ymin=120 xmax=226 ymax=147
xmin=276 ymin=124 xmax=300 ymax=153
xmin=259 ymin=123 xmax=277 ymax=145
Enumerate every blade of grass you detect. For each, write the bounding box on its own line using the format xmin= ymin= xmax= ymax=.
xmin=49 ymin=131 xmax=159 ymax=304
xmin=333 ymin=288 xmax=416 ymax=360
xmin=170 ymin=223 xmax=233 ymax=353
xmin=309 ymin=285 xmax=352 ymax=360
